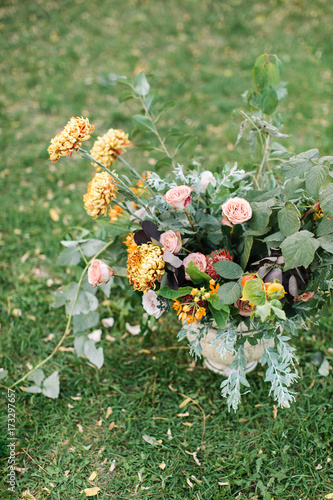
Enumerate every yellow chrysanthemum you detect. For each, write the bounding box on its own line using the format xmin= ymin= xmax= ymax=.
xmin=127 ymin=243 xmax=165 ymax=293
xmin=90 ymin=129 xmax=132 ymax=169
xmin=48 ymin=116 xmax=94 ymax=163
xmin=83 ymin=171 xmax=118 ymax=218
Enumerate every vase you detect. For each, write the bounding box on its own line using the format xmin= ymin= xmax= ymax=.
xmin=185 ymin=321 xmax=274 ymax=376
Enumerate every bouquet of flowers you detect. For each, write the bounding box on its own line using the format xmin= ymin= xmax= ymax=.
xmin=48 ymin=54 xmax=333 ymax=411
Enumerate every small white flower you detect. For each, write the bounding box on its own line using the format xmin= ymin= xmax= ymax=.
xmin=88 ymin=329 xmax=102 ymax=342
xmin=142 ymin=290 xmax=164 ymax=319
xmin=199 ymin=170 xmax=216 ymax=191
xmin=125 ymin=323 xmax=141 ymax=335
xmin=102 ymin=317 xmax=114 ymax=328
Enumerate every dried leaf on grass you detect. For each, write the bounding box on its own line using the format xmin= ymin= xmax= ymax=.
xmin=84 ymin=487 xmax=101 ymax=497
xmin=88 ymin=471 xmax=98 ymax=481
xmin=179 ymin=397 xmax=191 ymax=408
xmin=325 ymin=494 xmax=333 ymax=499
xmin=49 ymin=208 xmax=60 ymax=222
xmin=106 ymin=407 xmax=112 ymax=419
xmin=77 ymin=424 xmax=83 ymax=433
xmin=159 ymin=462 xmax=166 ymax=470
xmin=142 ymin=434 xmax=161 ymax=446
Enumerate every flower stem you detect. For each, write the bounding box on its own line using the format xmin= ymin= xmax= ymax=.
xmin=185 ymin=211 xmax=204 ymax=252
xmin=9 ymin=240 xmax=114 ymax=390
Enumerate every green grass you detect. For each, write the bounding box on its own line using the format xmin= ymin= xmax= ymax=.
xmin=1 ymin=0 xmax=333 ymax=498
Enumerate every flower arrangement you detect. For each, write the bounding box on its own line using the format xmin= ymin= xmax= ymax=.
xmin=47 ymin=54 xmax=333 ymax=411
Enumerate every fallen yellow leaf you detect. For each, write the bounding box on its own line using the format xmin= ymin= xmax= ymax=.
xmin=88 ymin=471 xmax=97 ymax=481
xmin=84 ymin=487 xmax=101 ymax=497
xmin=49 ymin=208 xmax=60 ymax=222
xmin=325 ymin=494 xmax=333 ymax=499
xmin=179 ymin=397 xmax=191 ymax=408
xmin=106 ymin=407 xmax=112 ymax=419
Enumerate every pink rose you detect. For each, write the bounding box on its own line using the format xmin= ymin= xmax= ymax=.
xmin=183 ymin=252 xmax=207 ymax=280
xmin=160 ymin=230 xmax=182 ymax=255
xmin=221 ymin=197 xmax=252 ymax=226
xmin=88 ymin=258 xmax=114 ymax=288
xmin=142 ymin=290 xmax=164 ymax=319
xmin=164 ymin=185 xmax=193 ymax=209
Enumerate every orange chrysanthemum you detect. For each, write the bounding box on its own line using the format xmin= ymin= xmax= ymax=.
xmin=109 ymin=205 xmax=123 ymax=222
xmin=90 ymin=128 xmax=132 ymax=169
xmin=123 ymin=233 xmax=137 ymax=255
xmin=48 ymin=116 xmax=94 ymax=163
xmin=127 ymin=243 xmax=165 ymax=293
xmin=83 ymin=171 xmax=118 ymax=219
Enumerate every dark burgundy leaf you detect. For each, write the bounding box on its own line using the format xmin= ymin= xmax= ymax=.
xmin=141 ymin=220 xmax=161 ymax=241
xmin=134 ymin=230 xmax=150 ymax=245
xmin=288 ymin=275 xmax=299 ymax=298
xmin=166 ymin=270 xmax=179 ymax=290
xmin=264 ymin=268 xmax=283 ymax=284
xmin=175 ymin=265 xmax=186 ymax=286
xmin=258 ymin=265 xmax=274 ymax=279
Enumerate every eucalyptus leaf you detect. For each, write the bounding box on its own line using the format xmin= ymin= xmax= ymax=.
xmin=57 ymin=246 xmax=82 ymax=266
xmin=42 ymin=371 xmax=60 ymax=399
xmin=0 ymin=369 xmax=8 ymax=380
xmin=74 ymin=335 xmax=87 ymax=357
xmin=25 ymin=385 xmax=42 ymax=394
xmin=84 ymin=340 xmax=104 ymax=369
xmin=73 ymin=311 xmax=100 ymax=334
xmin=27 ymin=369 xmax=45 ymax=387
xmin=79 ymin=239 xmax=106 ymax=257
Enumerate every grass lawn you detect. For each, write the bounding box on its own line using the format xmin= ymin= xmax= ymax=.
xmin=1 ymin=0 xmax=333 ymax=498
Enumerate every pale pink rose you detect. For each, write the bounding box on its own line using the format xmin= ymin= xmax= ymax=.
xmin=88 ymin=258 xmax=114 ymax=288
xmin=164 ymin=185 xmax=193 ymax=209
xmin=160 ymin=230 xmax=182 ymax=255
xmin=183 ymin=252 xmax=207 ymax=280
xmin=199 ymin=170 xmax=216 ymax=191
xmin=221 ymin=197 xmax=252 ymax=225
xmin=142 ymin=290 xmax=164 ymax=319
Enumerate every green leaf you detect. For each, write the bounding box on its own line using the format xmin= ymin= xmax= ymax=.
xmin=305 ymin=161 xmax=329 ymax=198
xmin=217 ymin=281 xmax=242 ymax=305
xmin=42 ymin=371 xmax=60 ymax=399
xmin=270 ymin=304 xmax=286 ymax=320
xmin=157 ymin=286 xmax=194 ymax=299
xmin=213 ymin=260 xmax=243 ymax=280
xmin=318 ymin=234 xmax=333 ymax=254
xmin=186 ymin=261 xmax=211 ymax=284
xmin=57 ymin=246 xmax=81 ymax=266
xmin=280 ymin=230 xmax=320 ymax=270
xmin=209 ymin=304 xmax=230 ymax=329
xmin=254 ymin=302 xmax=272 ymax=321
xmin=66 ymin=286 xmax=99 ymax=316
xmin=133 ymin=114 xmax=156 ymax=134
xmin=155 ymin=157 xmax=173 ymax=170
xmin=259 ymin=87 xmax=278 ymax=115
xmin=316 ymin=217 xmax=333 ymax=237
xmin=73 ymin=311 xmax=100 ymax=334
xmin=240 ymin=237 xmax=253 ymax=269
xmin=84 ymin=340 xmax=104 ymax=369
xmin=206 ymin=294 xmax=230 ymax=311
xmin=263 ymin=231 xmax=285 ymax=249
xmin=248 ymin=203 xmax=272 ymax=231
xmin=242 ymin=278 xmax=266 ymax=306
xmin=277 ymin=201 xmax=300 ymax=237
xmin=320 ymin=184 xmax=333 ymax=218
xmin=281 ymin=149 xmax=319 ymax=179
xmin=79 ymin=239 xmax=106 ymax=257
xmin=135 ymin=72 xmax=150 ymax=96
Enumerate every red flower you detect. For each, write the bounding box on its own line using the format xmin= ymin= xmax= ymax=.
xmin=205 ymin=249 xmax=233 ymax=280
